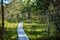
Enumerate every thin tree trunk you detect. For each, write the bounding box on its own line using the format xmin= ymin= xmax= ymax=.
xmin=1 ymin=0 xmax=4 ymax=40
xmin=39 ymin=14 xmax=40 ymax=20
xmin=47 ymin=10 xmax=50 ymax=40
xmin=28 ymin=11 xmax=31 ymax=19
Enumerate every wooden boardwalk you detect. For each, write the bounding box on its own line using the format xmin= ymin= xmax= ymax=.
xmin=17 ymin=22 xmax=29 ymax=40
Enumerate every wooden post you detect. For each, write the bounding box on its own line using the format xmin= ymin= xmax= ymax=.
xmin=1 ymin=0 xmax=4 ymax=40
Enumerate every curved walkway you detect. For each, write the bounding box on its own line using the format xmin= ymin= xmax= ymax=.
xmin=17 ymin=22 xmax=29 ymax=40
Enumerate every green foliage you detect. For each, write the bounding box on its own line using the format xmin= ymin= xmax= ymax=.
xmin=23 ymin=19 xmax=56 ymax=40
xmin=0 ymin=0 xmax=60 ymax=40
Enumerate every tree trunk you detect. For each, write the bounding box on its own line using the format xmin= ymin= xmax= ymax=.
xmin=28 ymin=11 xmax=31 ymax=19
xmin=47 ymin=10 xmax=50 ymax=40
xmin=1 ymin=0 xmax=4 ymax=40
